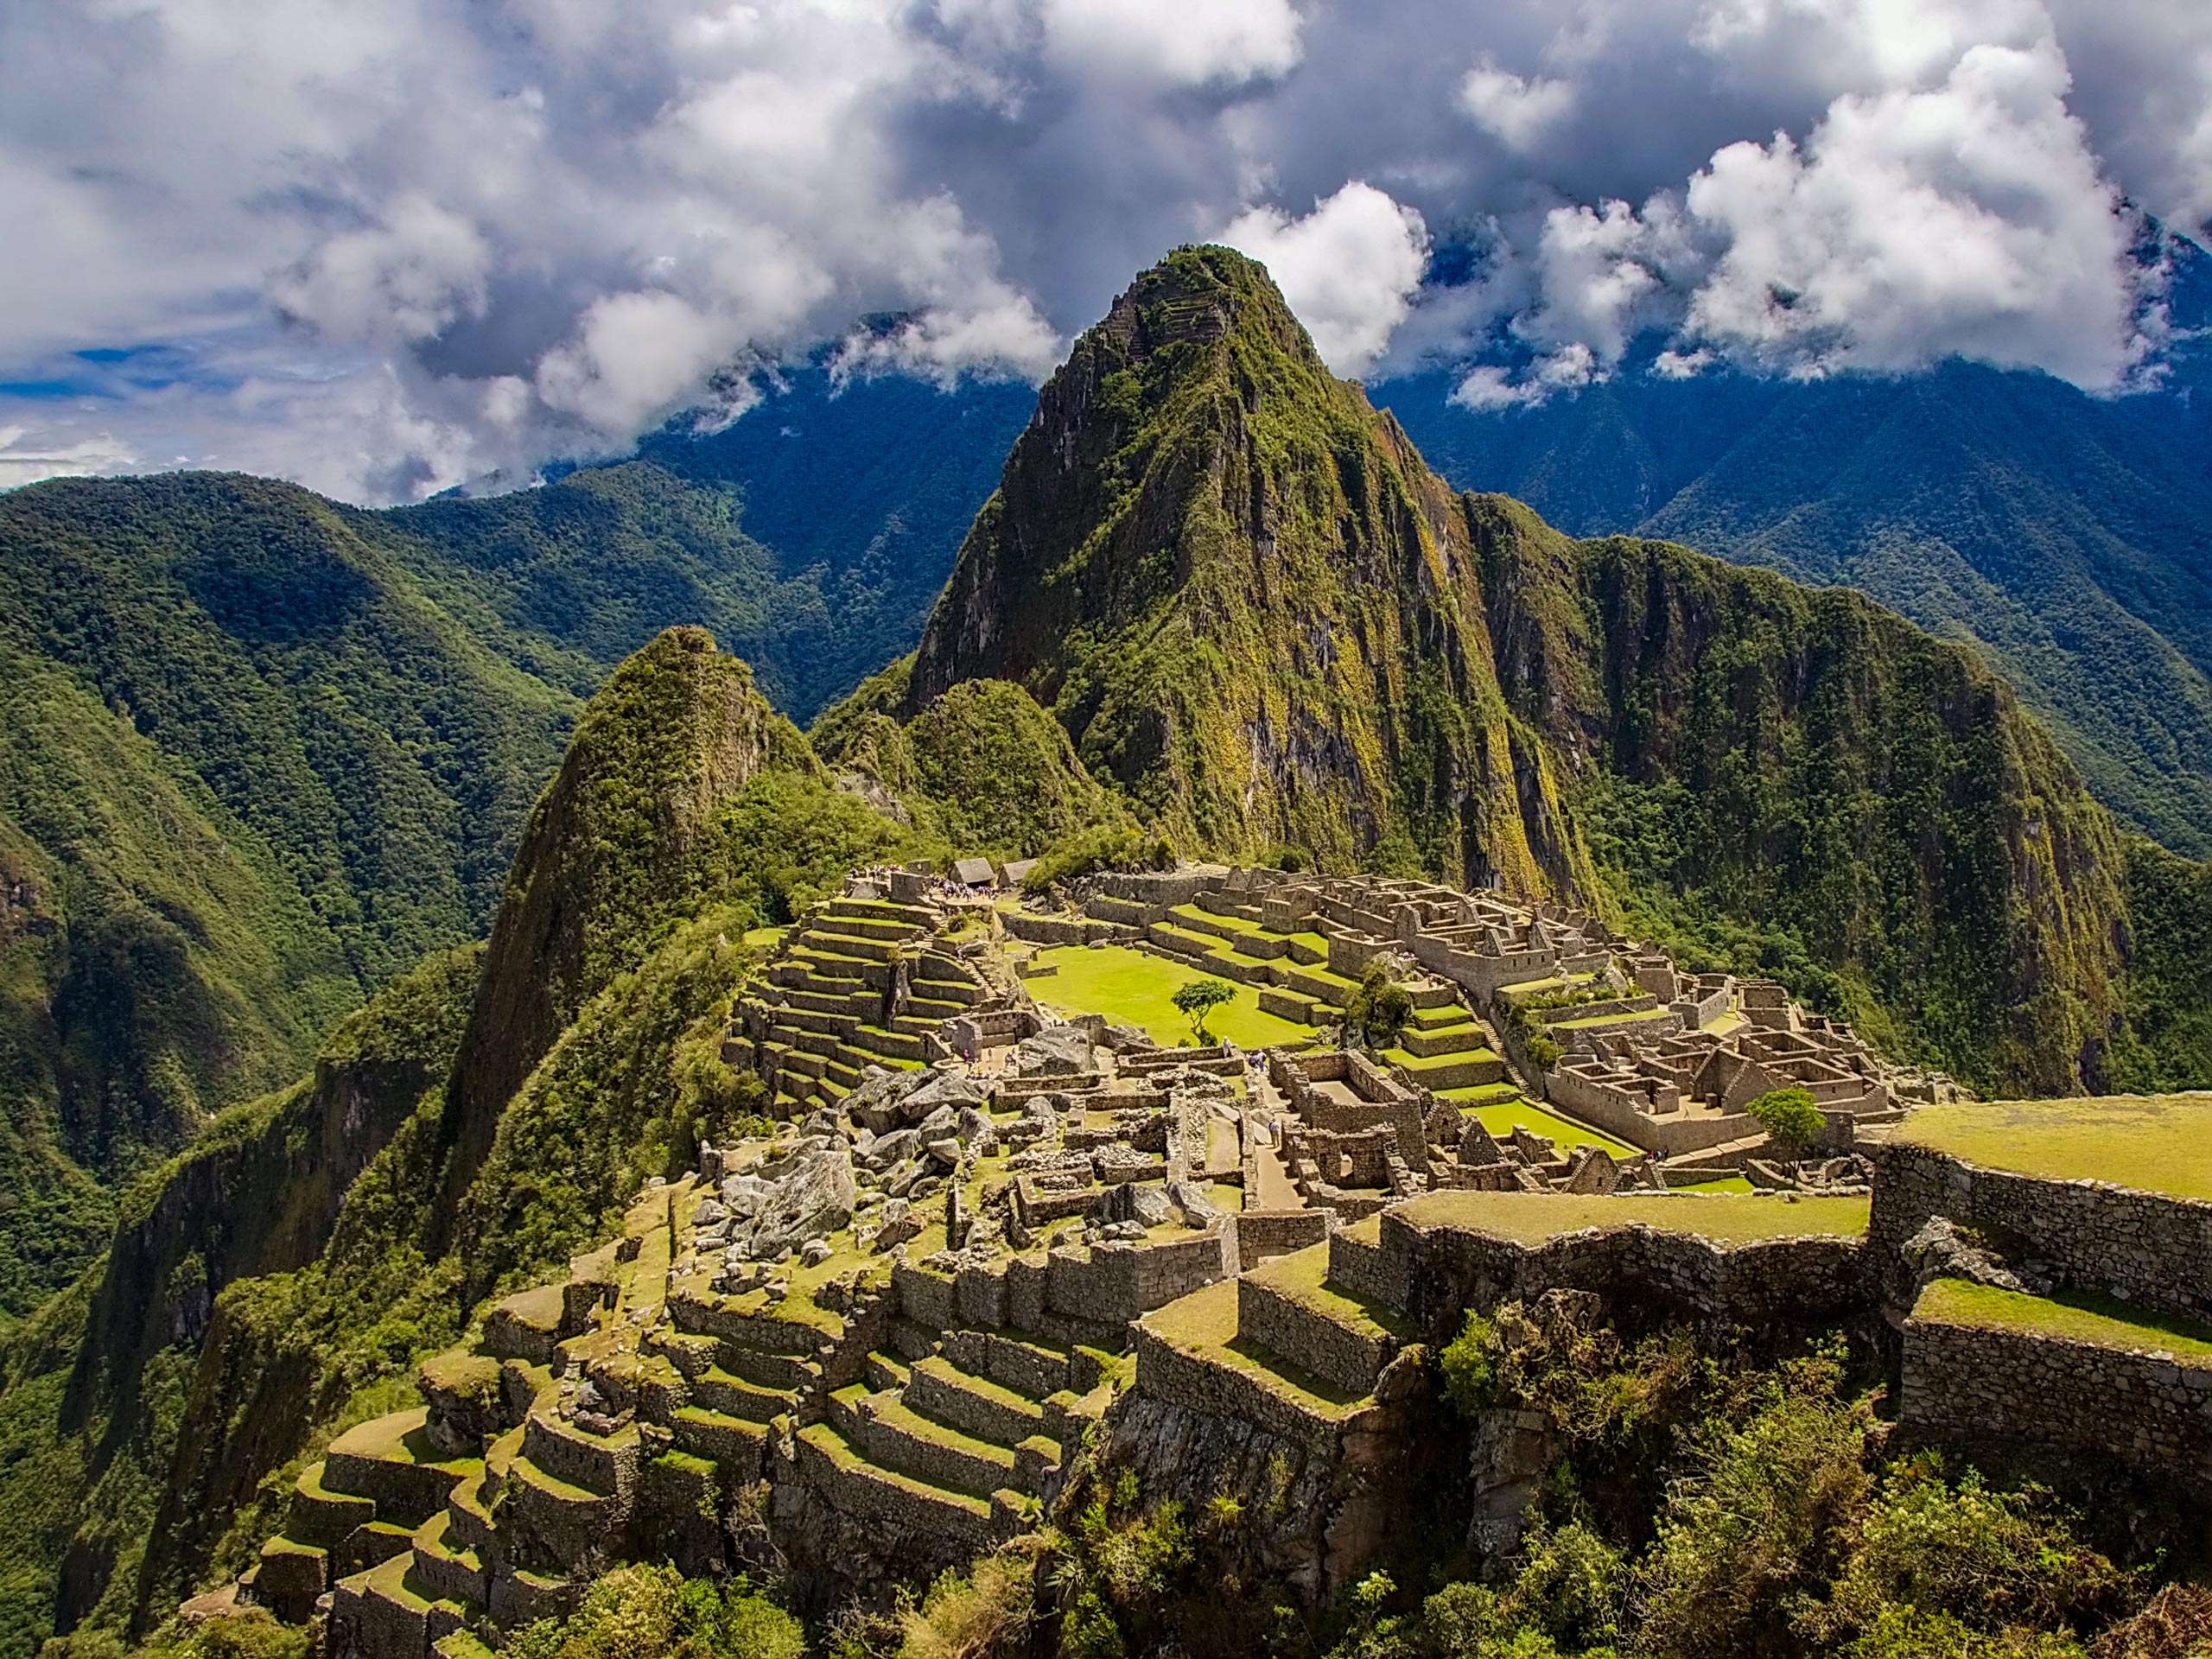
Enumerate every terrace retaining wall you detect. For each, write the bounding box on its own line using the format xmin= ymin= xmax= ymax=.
xmin=1376 ymin=1205 xmax=1871 ymax=1338
xmin=1871 ymin=1144 xmax=2212 ymax=1320
xmin=1899 ymin=1308 xmax=2212 ymax=1498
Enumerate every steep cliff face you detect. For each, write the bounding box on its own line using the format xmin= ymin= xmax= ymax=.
xmin=434 ymin=626 xmax=817 ymax=1226
xmin=908 ymin=246 xmax=1592 ymax=896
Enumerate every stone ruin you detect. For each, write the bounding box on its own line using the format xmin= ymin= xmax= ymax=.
xmin=239 ymin=863 xmax=1995 ymax=1658
xmin=1015 ymin=863 xmax=1962 ymax=1176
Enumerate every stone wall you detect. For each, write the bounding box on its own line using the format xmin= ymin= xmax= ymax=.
xmin=1900 ymin=1309 xmax=2212 ymax=1498
xmin=1236 ymin=1210 xmax=1331 ymax=1265
xmin=1542 ymin=1072 xmax=1753 ymax=1157
xmin=1871 ymin=1145 xmax=2212 ymax=1319
xmin=1003 ymin=912 xmax=1088 ymax=947
xmin=1046 ymin=1230 xmax=1237 ymax=1326
xmin=1130 ymin=1319 xmax=1371 ymax=1452
xmin=1376 ymin=1207 xmax=1869 ymax=1338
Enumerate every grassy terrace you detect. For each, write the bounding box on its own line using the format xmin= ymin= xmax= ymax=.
xmin=1550 ymin=1007 xmax=1671 ymax=1030
xmin=1248 ymin=1242 xmax=1410 ymax=1339
xmin=1391 ymin=1190 xmax=1870 ymax=1245
xmin=1141 ymin=1279 xmax=1372 ymax=1415
xmin=1029 ymin=943 xmax=1318 ymax=1047
xmin=1462 ymin=1097 xmax=1637 ymax=1159
xmin=1893 ymin=1094 xmax=2212 ymax=1200
xmin=1915 ymin=1278 xmax=2212 ymax=1363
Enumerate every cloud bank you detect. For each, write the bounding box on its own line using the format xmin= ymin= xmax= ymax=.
xmin=0 ymin=0 xmax=2205 ymax=501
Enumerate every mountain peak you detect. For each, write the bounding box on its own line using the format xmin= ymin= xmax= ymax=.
xmin=904 ymin=240 xmax=1591 ymax=898
xmin=1103 ymin=244 xmax=1325 ymax=371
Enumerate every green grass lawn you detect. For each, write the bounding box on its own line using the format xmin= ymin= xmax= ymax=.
xmin=1464 ymin=1098 xmax=1637 ymax=1159
xmin=1915 ymin=1278 xmax=2212 ymax=1362
xmin=1895 ymin=1094 xmax=2212 ymax=1199
xmin=1393 ymin=1190 xmax=1870 ymax=1245
xmin=1028 ymin=944 xmax=1316 ymax=1047
xmin=1675 ymin=1175 xmax=1755 ymax=1193
xmin=1550 ymin=1007 xmax=1672 ymax=1030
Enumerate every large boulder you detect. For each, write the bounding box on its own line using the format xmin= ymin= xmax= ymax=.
xmin=899 ymin=1070 xmax=989 ymax=1124
xmin=727 ymin=1148 xmax=856 ymax=1261
xmin=1011 ymin=1024 xmax=1099 ymax=1078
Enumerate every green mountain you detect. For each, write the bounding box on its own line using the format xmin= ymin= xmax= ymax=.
xmin=0 ymin=249 xmax=2207 ymax=1659
xmin=836 ymin=246 xmax=2128 ymax=1094
xmin=0 ymin=445 xmax=1011 ymax=1313
xmin=1381 ymin=357 xmax=2212 ymax=861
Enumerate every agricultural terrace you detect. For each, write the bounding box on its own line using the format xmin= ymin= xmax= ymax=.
xmin=1894 ymin=1094 xmax=2212 ymax=1201
xmin=1459 ymin=1096 xmax=1636 ymax=1160
xmin=1027 ymin=943 xmax=1319 ymax=1047
xmin=1391 ymin=1190 xmax=1872 ymax=1246
xmin=1914 ymin=1277 xmax=2212 ymax=1363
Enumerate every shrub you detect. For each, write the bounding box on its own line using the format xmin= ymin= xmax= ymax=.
xmin=1745 ymin=1087 xmax=1823 ymax=1153
xmin=1440 ymin=1311 xmax=1501 ymax=1415
xmin=1812 ymin=1466 xmax=2131 ymax=1644
xmin=897 ymin=1548 xmax=1035 ymax=1659
xmin=175 ymin=1614 xmax=310 ymax=1659
xmin=1344 ymin=962 xmax=1414 ymax=1052
xmin=504 ymin=1564 xmax=801 ymax=1659
xmin=1637 ymin=1391 xmax=1872 ymax=1659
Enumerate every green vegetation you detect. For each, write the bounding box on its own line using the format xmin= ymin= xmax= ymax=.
xmin=1342 ymin=962 xmax=1415 ymax=1052
xmin=1893 ymin=1094 xmax=2212 ymax=1199
xmin=1399 ymin=1298 xmax=2137 ymax=1659
xmin=1027 ymin=944 xmax=1315 ymax=1048
xmin=1746 ymin=1088 xmax=1823 ymax=1152
xmin=504 ymin=1563 xmax=802 ymax=1659
xmin=1171 ymin=978 xmax=1238 ymax=1041
xmin=1394 ymin=356 xmax=2212 ymax=862
xmin=1019 ymin=826 xmax=1177 ymax=893
xmin=1392 ymin=1190 xmax=1872 ymax=1246
xmin=2108 ymin=836 xmax=2212 ymax=1092
xmin=1560 ymin=554 xmax=2126 ymax=1098
xmin=1915 ymin=1278 xmax=2212 ymax=1363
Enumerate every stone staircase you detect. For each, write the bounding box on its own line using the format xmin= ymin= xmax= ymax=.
xmin=734 ymin=899 xmax=992 ymax=1112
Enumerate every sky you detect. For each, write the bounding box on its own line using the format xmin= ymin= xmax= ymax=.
xmin=2 ymin=0 xmax=2208 ymax=502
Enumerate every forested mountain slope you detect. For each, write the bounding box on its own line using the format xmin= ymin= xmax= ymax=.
xmin=1378 ymin=281 xmax=2212 ymax=858
xmin=0 ymin=403 xmax=1020 ymax=1309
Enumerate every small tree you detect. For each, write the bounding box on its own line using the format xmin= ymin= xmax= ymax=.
xmin=1171 ymin=977 xmax=1237 ymax=1041
xmin=1746 ymin=1085 xmax=1823 ymax=1153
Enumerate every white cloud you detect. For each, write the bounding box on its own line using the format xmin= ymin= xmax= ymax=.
xmin=0 ymin=424 xmax=138 ymax=491
xmin=1039 ymin=0 xmax=1303 ymax=88
xmin=1459 ymin=57 xmax=1575 ymax=153
xmin=1684 ymin=36 xmax=2141 ymax=385
xmin=1218 ymin=182 xmax=1430 ymax=373
xmin=269 ymin=195 xmax=492 ymax=344
xmin=0 ymin=0 xmax=2204 ymax=499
